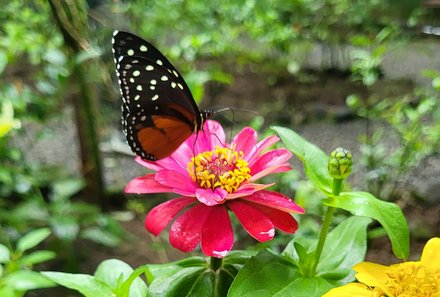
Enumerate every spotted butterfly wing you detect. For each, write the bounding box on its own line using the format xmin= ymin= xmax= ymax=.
xmin=112 ymin=30 xmax=212 ymax=161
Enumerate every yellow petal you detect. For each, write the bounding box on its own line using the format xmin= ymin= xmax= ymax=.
xmin=420 ymin=237 xmax=440 ymax=271
xmin=322 ymin=283 xmax=374 ymax=297
xmin=354 ymin=262 xmax=394 ymax=296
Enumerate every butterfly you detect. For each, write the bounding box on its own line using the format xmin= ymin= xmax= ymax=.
xmin=112 ymin=30 xmax=214 ymax=161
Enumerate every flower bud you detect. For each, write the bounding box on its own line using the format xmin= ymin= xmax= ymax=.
xmin=328 ymin=147 xmax=352 ymax=179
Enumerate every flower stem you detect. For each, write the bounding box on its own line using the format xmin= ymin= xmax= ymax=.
xmin=210 ymin=257 xmax=223 ymax=297
xmin=310 ymin=178 xmax=343 ymax=275
xmin=210 ymin=256 xmax=222 ymax=271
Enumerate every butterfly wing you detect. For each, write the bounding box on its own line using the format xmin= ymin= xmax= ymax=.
xmin=112 ymin=30 xmax=202 ymax=160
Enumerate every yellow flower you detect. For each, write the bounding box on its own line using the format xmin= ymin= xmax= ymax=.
xmin=323 ymin=237 xmax=440 ymax=297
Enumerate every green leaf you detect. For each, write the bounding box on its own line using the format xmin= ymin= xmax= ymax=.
xmin=42 ymin=272 xmax=113 ymax=297
xmin=3 ymin=270 xmax=55 ymax=290
xmin=0 ymin=244 xmax=10 ymax=263
xmin=19 ymin=250 xmax=56 ymax=266
xmin=17 ymin=228 xmax=51 ymax=252
xmin=94 ymin=259 xmax=148 ymax=297
xmin=0 ymin=286 xmax=15 ymax=297
xmin=81 ymin=227 xmax=121 ymax=247
xmin=228 ymin=250 xmax=300 ymax=297
xmin=50 ymin=216 xmax=79 ymax=241
xmin=269 ymin=277 xmax=334 ymax=297
xmin=223 ymin=250 xmax=257 ymax=265
xmin=146 ymin=257 xmax=206 ymax=282
xmin=272 ymin=126 xmax=332 ymax=195
xmin=317 ymin=216 xmax=371 ymax=284
xmin=324 ymin=191 xmax=409 ymax=259
xmin=147 ymin=266 xmax=209 ymax=297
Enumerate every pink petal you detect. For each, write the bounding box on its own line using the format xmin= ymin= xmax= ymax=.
xmin=229 ymin=201 xmax=274 ymax=242
xmin=250 ymin=164 xmax=291 ymax=182
xmin=154 ymin=155 xmax=189 ymax=175
xmin=168 ymin=140 xmax=196 ymax=166
xmin=169 ymin=204 xmax=213 ymax=253
xmin=135 ymin=156 xmax=162 ymax=171
xmin=201 ymin=206 xmax=234 ymax=258
xmin=226 ymin=183 xmax=274 ymax=199
xmin=187 ymin=120 xmax=226 ymax=155
xmin=249 ymin=148 xmax=292 ymax=177
xmin=195 ymin=188 xmax=228 ymax=206
xmin=155 ymin=170 xmax=197 ymax=196
xmin=242 ymin=190 xmax=304 ymax=214
xmin=271 ymin=164 xmax=292 ymax=173
xmin=125 ymin=174 xmax=173 ymax=194
xmin=245 ymin=135 xmax=280 ymax=162
xmin=250 ymin=202 xmax=299 ymax=233
xmin=231 ymin=127 xmax=257 ymax=157
xmin=145 ymin=197 xmax=196 ymax=236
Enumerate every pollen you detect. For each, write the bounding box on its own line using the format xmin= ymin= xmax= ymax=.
xmin=187 ymin=145 xmax=251 ymax=193
xmin=385 ymin=262 xmax=440 ymax=297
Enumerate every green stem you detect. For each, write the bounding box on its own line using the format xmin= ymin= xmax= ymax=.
xmin=210 ymin=257 xmax=222 ymax=297
xmin=210 ymin=256 xmax=222 ymax=271
xmin=310 ymin=178 xmax=343 ymax=275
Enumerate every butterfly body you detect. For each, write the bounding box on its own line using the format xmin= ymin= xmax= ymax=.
xmin=112 ymin=31 xmax=213 ymax=161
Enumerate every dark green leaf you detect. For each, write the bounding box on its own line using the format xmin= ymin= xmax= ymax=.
xmin=324 ymin=191 xmax=409 ymax=259
xmin=42 ymin=272 xmax=113 ymax=297
xmin=272 ymin=126 xmax=332 ymax=195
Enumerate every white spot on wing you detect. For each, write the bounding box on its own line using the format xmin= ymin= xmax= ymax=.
xmin=161 ymin=75 xmax=168 ymax=81
xmin=140 ymin=45 xmax=148 ymax=52
xmin=152 ymin=94 xmax=159 ymax=101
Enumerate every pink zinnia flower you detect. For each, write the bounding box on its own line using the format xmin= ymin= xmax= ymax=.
xmin=125 ymin=120 xmax=304 ymax=258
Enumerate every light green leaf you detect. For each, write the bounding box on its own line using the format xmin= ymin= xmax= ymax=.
xmin=272 ymin=126 xmax=332 ymax=195
xmin=228 ymin=250 xmax=300 ymax=297
xmin=0 ymin=286 xmax=15 ymax=297
xmin=146 ymin=257 xmax=206 ymax=283
xmin=50 ymin=216 xmax=79 ymax=241
xmin=94 ymin=259 xmax=148 ymax=297
xmin=0 ymin=244 xmax=10 ymax=263
xmin=42 ymin=272 xmax=113 ymax=297
xmin=17 ymin=228 xmax=51 ymax=252
xmin=324 ymin=191 xmax=409 ymax=259
xmin=317 ymin=216 xmax=371 ymax=284
xmin=147 ymin=267 xmax=208 ymax=297
xmin=19 ymin=250 xmax=56 ymax=266
xmin=272 ymin=277 xmax=334 ymax=297
xmin=3 ymin=270 xmax=55 ymax=290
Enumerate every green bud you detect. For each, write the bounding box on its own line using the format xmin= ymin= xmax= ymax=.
xmin=328 ymin=147 xmax=352 ymax=179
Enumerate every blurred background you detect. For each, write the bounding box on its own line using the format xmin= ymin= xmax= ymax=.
xmin=1 ymin=0 xmax=440 ymax=295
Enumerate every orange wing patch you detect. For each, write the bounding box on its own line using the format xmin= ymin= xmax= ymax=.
xmin=137 ymin=116 xmax=193 ymax=159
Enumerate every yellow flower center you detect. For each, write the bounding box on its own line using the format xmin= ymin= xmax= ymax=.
xmin=384 ymin=262 xmax=440 ymax=297
xmin=187 ymin=145 xmax=251 ymax=193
